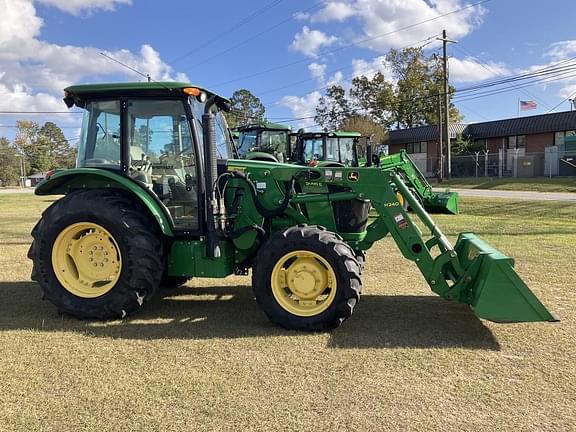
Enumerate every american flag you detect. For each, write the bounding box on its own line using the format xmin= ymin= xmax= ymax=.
xmin=520 ymin=100 xmax=537 ymax=110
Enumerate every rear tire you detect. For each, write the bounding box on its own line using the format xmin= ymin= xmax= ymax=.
xmin=253 ymin=225 xmax=362 ymax=331
xmin=28 ymin=189 xmax=163 ymax=319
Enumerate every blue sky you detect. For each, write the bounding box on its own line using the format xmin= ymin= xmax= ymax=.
xmin=2 ymin=0 xmax=576 ymax=142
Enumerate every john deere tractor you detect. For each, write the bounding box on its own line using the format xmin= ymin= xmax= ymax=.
xmin=237 ymin=123 xmax=458 ymax=214
xmin=28 ymin=82 xmax=556 ymax=331
xmin=235 ymin=124 xmax=360 ymax=167
xmin=235 ymin=121 xmax=292 ymax=163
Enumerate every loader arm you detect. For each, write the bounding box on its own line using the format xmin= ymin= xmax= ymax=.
xmin=379 ymin=151 xmax=459 ymax=215
xmin=349 ymin=168 xmax=556 ymax=323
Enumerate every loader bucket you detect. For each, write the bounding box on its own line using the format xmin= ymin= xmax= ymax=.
xmin=454 ymin=233 xmax=558 ymax=322
xmin=424 ymin=191 xmax=459 ymax=215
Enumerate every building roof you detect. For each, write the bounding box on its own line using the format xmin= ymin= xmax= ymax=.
xmin=389 ymin=123 xmax=467 ymax=145
xmin=465 ymin=111 xmax=576 ymax=139
xmin=389 ymin=111 xmax=576 ymax=145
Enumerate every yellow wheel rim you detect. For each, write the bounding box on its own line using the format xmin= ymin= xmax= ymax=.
xmin=270 ymin=250 xmax=337 ymax=317
xmin=51 ymin=222 xmax=122 ymax=298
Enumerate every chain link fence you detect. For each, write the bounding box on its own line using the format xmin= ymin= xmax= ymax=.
xmin=411 ymin=144 xmax=576 ymax=179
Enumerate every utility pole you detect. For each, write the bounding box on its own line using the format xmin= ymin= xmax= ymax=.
xmin=437 ymin=89 xmax=443 ymax=181
xmin=438 ymin=29 xmax=456 ymax=179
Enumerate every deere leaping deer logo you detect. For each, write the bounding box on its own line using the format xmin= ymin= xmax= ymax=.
xmin=347 ymin=171 xmax=359 ymax=182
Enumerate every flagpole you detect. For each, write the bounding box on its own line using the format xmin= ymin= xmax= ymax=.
xmin=517 ymin=98 xmax=520 ymax=117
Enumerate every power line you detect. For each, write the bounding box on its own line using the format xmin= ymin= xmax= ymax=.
xmin=264 ymin=45 xmax=576 ymax=128
xmin=186 ymin=1 xmax=324 ymax=71
xmin=269 ymin=60 xmax=576 ymax=125
xmin=452 ymin=44 xmax=552 ymax=110
xmin=256 ymin=34 xmax=440 ymax=103
xmin=208 ymin=0 xmax=491 ymax=88
xmin=547 ymin=89 xmax=576 ymax=113
xmin=170 ymin=0 xmax=286 ymax=64
xmin=452 ymin=58 xmax=576 ymax=96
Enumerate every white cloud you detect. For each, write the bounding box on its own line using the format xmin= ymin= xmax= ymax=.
xmin=351 ymin=56 xmax=394 ymax=81
xmin=327 ymin=71 xmax=344 ymax=87
xmin=0 ymin=0 xmax=187 ymax=114
xmin=290 ymin=26 xmax=338 ymax=58
xmin=278 ymin=91 xmax=322 ymax=129
xmin=0 ymin=83 xmax=64 ymax=112
xmin=293 ymin=11 xmax=311 ymax=21
xmin=296 ymin=0 xmax=484 ymax=53
xmin=559 ymin=83 xmax=576 ymax=99
xmin=308 ymin=63 xmax=327 ymax=85
xmin=546 ymin=40 xmax=576 ymax=61
xmin=36 ymin=0 xmax=131 ymax=15
xmin=0 ymin=0 xmax=43 ymax=44
xmin=449 ymin=57 xmax=510 ymax=83
xmin=520 ymin=41 xmax=576 ymax=99
xmin=310 ymin=2 xmax=356 ymax=22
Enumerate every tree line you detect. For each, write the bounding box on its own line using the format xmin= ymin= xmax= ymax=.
xmin=0 ymin=121 xmax=76 ymax=186
xmin=225 ymin=48 xmax=464 ymax=148
xmin=314 ymin=47 xmax=462 ymax=143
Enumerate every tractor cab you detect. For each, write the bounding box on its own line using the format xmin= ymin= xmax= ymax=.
xmin=65 ymin=82 xmax=234 ymax=232
xmin=292 ymin=131 xmax=361 ymax=167
xmin=235 ymin=121 xmax=292 ymax=163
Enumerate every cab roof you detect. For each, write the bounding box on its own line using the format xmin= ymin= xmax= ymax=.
xmin=64 ymin=82 xmax=228 ymax=107
xmin=235 ymin=121 xmax=291 ymax=132
xmin=298 ymin=130 xmax=362 ymax=138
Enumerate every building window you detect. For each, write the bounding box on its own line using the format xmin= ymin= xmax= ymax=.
xmin=555 ymin=130 xmax=576 ymax=145
xmin=474 ymin=139 xmax=487 ymax=150
xmin=406 ymin=141 xmax=426 ymax=154
xmin=507 ymin=135 xmax=526 ymax=149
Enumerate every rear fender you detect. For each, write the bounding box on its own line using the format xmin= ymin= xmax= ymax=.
xmin=35 ymin=168 xmax=174 ymax=236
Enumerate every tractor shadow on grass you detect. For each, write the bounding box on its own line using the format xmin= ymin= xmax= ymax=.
xmin=328 ymin=295 xmax=500 ymax=350
xmin=0 ymin=281 xmax=499 ymax=350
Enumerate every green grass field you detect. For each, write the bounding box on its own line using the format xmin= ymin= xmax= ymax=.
xmin=434 ymin=176 xmax=576 ymax=193
xmin=1 ymin=193 xmax=575 ymax=431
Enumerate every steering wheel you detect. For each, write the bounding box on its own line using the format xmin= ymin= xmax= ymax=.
xmin=96 ymin=122 xmax=107 ymax=140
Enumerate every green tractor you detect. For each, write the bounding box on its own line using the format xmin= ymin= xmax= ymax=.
xmin=235 ymin=121 xmax=293 ymax=163
xmin=236 ymin=124 xmax=361 ymax=168
xmin=292 ymin=130 xmax=362 ymax=167
xmin=28 ymin=82 xmax=556 ymax=331
xmin=237 ymin=123 xmax=458 ymax=214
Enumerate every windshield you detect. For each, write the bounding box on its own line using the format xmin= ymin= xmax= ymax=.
xmin=77 ymin=100 xmax=121 ymax=169
xmin=326 ymin=138 xmax=339 ymax=161
xmin=189 ymin=97 xmax=234 ymax=159
xmin=237 ymin=130 xmax=257 ymax=158
xmin=339 ymin=137 xmax=356 ymax=166
xmin=302 ymin=138 xmax=324 ymax=163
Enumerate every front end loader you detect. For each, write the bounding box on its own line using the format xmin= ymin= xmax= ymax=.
xmin=374 ymin=150 xmax=459 ymax=215
xmin=28 ymin=82 xmax=556 ymax=331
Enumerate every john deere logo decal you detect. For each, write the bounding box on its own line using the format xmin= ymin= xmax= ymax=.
xmin=348 ymin=171 xmax=359 ymax=182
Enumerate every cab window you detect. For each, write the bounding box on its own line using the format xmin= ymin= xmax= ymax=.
xmin=77 ymin=100 xmax=121 ymax=168
xmin=126 ymin=99 xmax=198 ymax=231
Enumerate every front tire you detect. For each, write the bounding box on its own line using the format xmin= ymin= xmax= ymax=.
xmin=28 ymin=189 xmax=163 ymax=319
xmin=253 ymin=225 xmax=362 ymax=331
